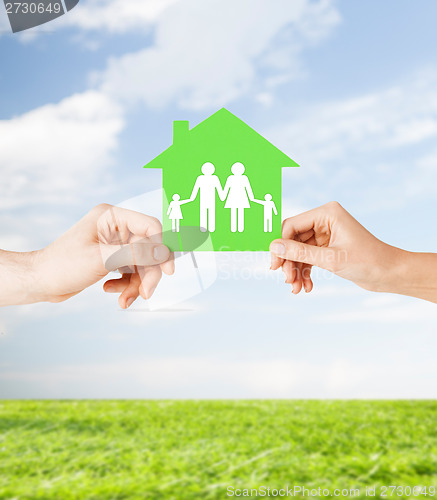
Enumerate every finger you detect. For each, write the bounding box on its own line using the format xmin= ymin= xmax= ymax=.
xmin=271 ymin=253 xmax=284 ymax=271
xmin=298 ymin=229 xmax=315 ymax=243
xmin=109 ymin=206 xmax=130 ymax=244
xmin=110 ymin=206 xmax=163 ymax=240
xmin=282 ymin=260 xmax=295 ymax=284
xmin=138 ymin=266 xmax=162 ymax=299
xmin=289 ymin=231 xmax=313 ymax=291
xmin=272 ymin=219 xmax=315 ymax=271
xmin=119 ymin=273 xmax=142 ymax=309
xmin=292 ymin=262 xmax=303 ymax=294
xmin=301 ymin=263 xmax=313 ymax=293
xmin=161 ymin=252 xmax=175 ymax=276
xmin=290 ymin=260 xmax=298 ymax=285
xmin=281 ymin=206 xmax=329 ymax=240
xmin=103 ymin=275 xmax=131 ymax=293
xmin=301 ymin=234 xmax=317 ymax=293
xmin=270 ymin=239 xmax=334 ymax=270
xmin=104 ymin=242 xmax=170 ymax=271
xmin=95 ymin=205 xmax=164 ymax=249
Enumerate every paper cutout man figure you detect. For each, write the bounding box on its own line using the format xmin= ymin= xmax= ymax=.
xmin=189 ymin=162 xmax=225 ymax=233
xmin=167 ymin=194 xmax=190 ymax=232
xmin=222 ymin=162 xmax=255 ymax=233
xmin=253 ymin=194 xmax=278 ymax=232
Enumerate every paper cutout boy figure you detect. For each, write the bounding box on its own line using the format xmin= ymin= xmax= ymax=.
xmin=167 ymin=194 xmax=190 ymax=232
xmin=253 ymin=194 xmax=278 ymax=233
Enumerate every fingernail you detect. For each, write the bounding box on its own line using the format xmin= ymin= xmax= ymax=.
xmin=270 ymin=242 xmax=285 ymax=255
xmin=153 ymin=245 xmax=169 ymax=261
xmin=126 ymin=297 xmax=135 ymax=308
xmin=105 ymin=286 xmax=116 ymax=293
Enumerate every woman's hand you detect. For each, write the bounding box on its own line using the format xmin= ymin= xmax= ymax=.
xmin=269 ymin=201 xmax=435 ymax=300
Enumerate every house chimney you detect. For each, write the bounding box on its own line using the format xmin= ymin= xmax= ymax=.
xmin=173 ymin=120 xmax=189 ymax=145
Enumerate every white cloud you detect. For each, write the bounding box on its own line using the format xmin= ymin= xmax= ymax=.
xmin=64 ymin=0 xmax=180 ymax=33
xmin=272 ymin=69 xmax=437 ymax=168
xmin=0 ymin=90 xmax=124 ymax=210
xmin=0 ymin=0 xmax=179 ymax=42
xmin=269 ymin=68 xmax=437 ymax=211
xmin=98 ymin=0 xmax=340 ymax=110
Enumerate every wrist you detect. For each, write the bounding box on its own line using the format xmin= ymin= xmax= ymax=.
xmin=374 ymin=246 xmax=410 ymax=295
xmin=31 ymin=245 xmax=68 ymax=303
xmin=394 ymin=251 xmax=437 ymax=302
xmin=31 ymin=247 xmax=57 ymax=303
xmin=375 ymin=247 xmax=437 ymax=303
xmin=0 ymin=249 xmax=49 ymax=306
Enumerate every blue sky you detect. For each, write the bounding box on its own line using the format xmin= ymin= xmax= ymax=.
xmin=1 ymin=0 xmax=437 ymax=398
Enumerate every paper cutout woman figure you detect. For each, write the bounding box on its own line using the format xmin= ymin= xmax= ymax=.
xmin=222 ymin=162 xmax=255 ymax=233
xmin=253 ymin=194 xmax=278 ymax=232
xmin=167 ymin=194 xmax=190 ymax=232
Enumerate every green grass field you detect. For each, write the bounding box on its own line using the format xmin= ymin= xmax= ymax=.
xmin=1 ymin=401 xmax=436 ymax=499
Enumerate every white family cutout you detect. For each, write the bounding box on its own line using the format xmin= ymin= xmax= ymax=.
xmin=167 ymin=162 xmax=277 ymax=234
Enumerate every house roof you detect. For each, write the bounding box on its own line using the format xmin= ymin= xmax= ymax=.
xmin=144 ymin=107 xmax=299 ymax=169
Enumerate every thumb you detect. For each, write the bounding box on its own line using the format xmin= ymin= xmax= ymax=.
xmin=270 ymin=239 xmax=338 ymax=271
xmin=104 ymin=242 xmax=170 ymax=272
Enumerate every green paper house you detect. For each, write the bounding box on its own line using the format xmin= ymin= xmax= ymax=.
xmin=144 ymin=108 xmax=299 ymax=251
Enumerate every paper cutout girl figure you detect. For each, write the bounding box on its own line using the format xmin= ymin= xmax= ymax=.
xmin=222 ymin=162 xmax=255 ymax=233
xmin=167 ymin=194 xmax=190 ymax=232
xmin=253 ymin=194 xmax=278 ymax=232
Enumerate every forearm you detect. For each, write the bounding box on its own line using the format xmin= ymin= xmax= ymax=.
xmin=383 ymin=249 xmax=437 ymax=303
xmin=0 ymin=249 xmax=46 ymax=306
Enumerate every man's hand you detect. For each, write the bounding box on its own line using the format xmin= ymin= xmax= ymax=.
xmin=269 ymin=202 xmax=412 ymax=297
xmin=0 ymin=204 xmax=174 ymax=308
